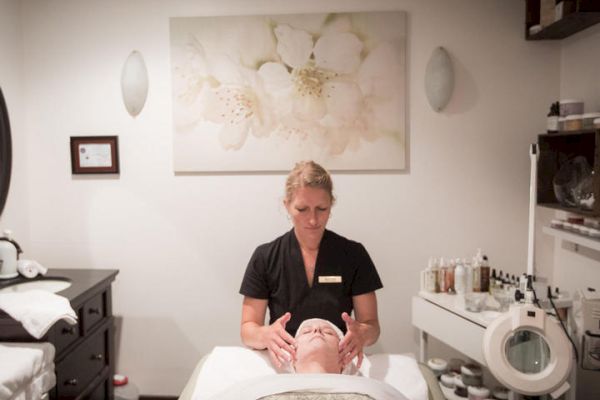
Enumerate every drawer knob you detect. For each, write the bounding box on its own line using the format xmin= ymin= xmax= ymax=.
xmin=65 ymin=378 xmax=78 ymax=386
xmin=62 ymin=326 xmax=77 ymax=335
xmin=88 ymin=307 xmax=101 ymax=315
xmin=91 ymin=353 xmax=104 ymax=360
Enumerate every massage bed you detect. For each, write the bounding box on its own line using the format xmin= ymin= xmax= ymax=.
xmin=178 ymin=347 xmax=445 ymax=400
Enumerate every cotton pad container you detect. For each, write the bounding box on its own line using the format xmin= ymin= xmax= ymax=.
xmin=461 ymin=363 xmax=483 ymax=386
xmin=467 ymin=385 xmax=490 ymax=400
xmin=453 ymin=375 xmax=468 ymax=398
xmin=440 ymin=372 xmax=456 ymax=389
xmin=427 ymin=357 xmax=447 ymax=377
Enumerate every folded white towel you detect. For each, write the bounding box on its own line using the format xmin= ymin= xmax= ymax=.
xmin=0 ymin=342 xmax=56 ymax=400
xmin=16 ymin=260 xmax=48 ymax=279
xmin=0 ymin=290 xmax=77 ymax=339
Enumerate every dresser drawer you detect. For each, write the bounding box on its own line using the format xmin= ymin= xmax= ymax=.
xmin=83 ymin=291 xmax=106 ymax=333
xmin=52 ymin=319 xmax=82 ymax=355
xmin=56 ymin=325 xmax=109 ymax=399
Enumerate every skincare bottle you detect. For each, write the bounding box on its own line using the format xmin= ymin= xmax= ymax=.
xmin=472 ymin=256 xmax=481 ymax=293
xmin=480 ymin=255 xmax=490 ymax=293
xmin=507 ymin=278 xmax=517 ymax=304
xmin=446 ymin=258 xmax=456 ymax=294
xmin=432 ymin=259 xmax=440 ymax=293
xmin=425 ymin=257 xmax=438 ymax=293
xmin=464 ymin=259 xmax=473 ymax=293
xmin=454 ymin=259 xmax=466 ymax=294
xmin=496 ymin=271 xmax=504 ymax=289
xmin=547 ymin=101 xmax=559 ymax=133
xmin=439 ymin=257 xmax=448 ymax=293
xmin=423 ymin=258 xmax=432 ymax=292
xmin=519 ymin=273 xmax=527 ymax=292
xmin=489 ymin=268 xmax=497 ymax=293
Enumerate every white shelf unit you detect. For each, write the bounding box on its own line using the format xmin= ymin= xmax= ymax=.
xmin=412 ymin=293 xmax=492 ymax=366
xmin=542 ymin=226 xmax=600 ymax=251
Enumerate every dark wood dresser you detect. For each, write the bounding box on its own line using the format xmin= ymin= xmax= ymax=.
xmin=0 ymin=268 xmax=119 ymax=400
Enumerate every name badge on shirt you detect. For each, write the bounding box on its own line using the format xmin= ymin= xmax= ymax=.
xmin=318 ymin=275 xmax=342 ymax=283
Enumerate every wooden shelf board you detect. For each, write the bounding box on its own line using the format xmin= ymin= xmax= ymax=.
xmin=538 ymin=203 xmax=598 ymax=217
xmin=542 ymin=129 xmax=600 ymax=137
xmin=527 ymin=11 xmax=600 ymax=40
xmin=543 ymin=226 xmax=600 ymax=251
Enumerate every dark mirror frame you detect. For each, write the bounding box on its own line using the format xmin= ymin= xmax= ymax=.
xmin=0 ymin=87 xmax=12 ymax=218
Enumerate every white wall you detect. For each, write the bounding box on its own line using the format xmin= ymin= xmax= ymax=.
xmin=8 ymin=0 xmax=566 ymax=395
xmin=545 ymin=22 xmax=600 ymax=400
xmin=0 ymin=0 xmax=30 ymax=247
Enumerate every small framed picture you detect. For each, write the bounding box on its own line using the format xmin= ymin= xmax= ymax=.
xmin=70 ymin=136 xmax=120 ymax=174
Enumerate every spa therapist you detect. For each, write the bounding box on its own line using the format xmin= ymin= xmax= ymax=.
xmin=240 ymin=161 xmax=383 ymax=369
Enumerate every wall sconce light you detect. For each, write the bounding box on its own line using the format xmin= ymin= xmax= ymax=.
xmin=424 ymin=46 xmax=454 ymax=112
xmin=121 ymin=50 xmax=149 ymax=117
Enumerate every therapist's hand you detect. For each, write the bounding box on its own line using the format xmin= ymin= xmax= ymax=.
xmin=339 ymin=312 xmax=366 ymax=369
xmin=264 ymin=312 xmax=296 ymax=368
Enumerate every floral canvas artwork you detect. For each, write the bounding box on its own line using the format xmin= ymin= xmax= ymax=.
xmin=170 ymin=12 xmax=406 ymax=171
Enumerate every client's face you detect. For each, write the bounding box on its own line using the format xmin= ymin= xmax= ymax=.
xmin=294 ymin=321 xmax=342 ymax=373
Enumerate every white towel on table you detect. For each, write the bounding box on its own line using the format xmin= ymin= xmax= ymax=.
xmin=0 ymin=290 xmax=77 ymax=339
xmin=192 ymin=347 xmax=427 ymax=400
xmin=0 ymin=342 xmax=56 ymax=400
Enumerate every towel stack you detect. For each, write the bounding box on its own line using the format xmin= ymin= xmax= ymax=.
xmin=0 ymin=290 xmax=77 ymax=339
xmin=0 ymin=342 xmax=56 ymax=400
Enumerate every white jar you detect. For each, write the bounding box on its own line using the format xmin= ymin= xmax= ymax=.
xmin=559 ymin=99 xmax=584 ymax=117
xmin=427 ymin=358 xmax=447 ymax=377
xmin=582 ymin=112 xmax=600 ymax=129
xmin=558 ymin=116 xmax=567 ymax=131
xmin=492 ymin=386 xmax=510 ymax=400
xmin=467 ymin=386 xmax=490 ymax=400
xmin=440 ymin=372 xmax=456 ymax=388
xmin=565 ymin=114 xmax=583 ymax=131
xmin=464 ymin=261 xmax=473 ymax=293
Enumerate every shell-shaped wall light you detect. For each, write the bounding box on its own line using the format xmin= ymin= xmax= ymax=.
xmin=121 ymin=50 xmax=149 ymax=117
xmin=424 ymin=47 xmax=454 ymax=112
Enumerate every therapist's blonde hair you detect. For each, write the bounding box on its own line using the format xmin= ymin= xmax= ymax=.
xmin=285 ymin=161 xmax=335 ymax=204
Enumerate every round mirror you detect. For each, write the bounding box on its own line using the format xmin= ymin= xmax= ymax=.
xmin=505 ymin=329 xmax=551 ymax=374
xmin=0 ymin=87 xmax=12 ymax=218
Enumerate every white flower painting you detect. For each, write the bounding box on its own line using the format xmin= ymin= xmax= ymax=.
xmin=170 ymin=11 xmax=406 ymax=171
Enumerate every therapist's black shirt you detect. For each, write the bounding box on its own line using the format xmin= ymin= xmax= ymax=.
xmin=239 ymin=229 xmax=383 ymax=336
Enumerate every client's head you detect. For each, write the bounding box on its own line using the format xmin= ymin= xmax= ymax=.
xmin=293 ymin=318 xmax=343 ymax=374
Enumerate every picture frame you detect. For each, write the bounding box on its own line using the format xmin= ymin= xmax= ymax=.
xmin=70 ymin=136 xmax=120 ymax=174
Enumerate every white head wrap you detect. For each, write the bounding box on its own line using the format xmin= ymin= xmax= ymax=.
xmin=295 ymin=318 xmax=344 ymax=341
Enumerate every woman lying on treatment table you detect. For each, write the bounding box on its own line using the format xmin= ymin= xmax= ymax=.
xmin=181 ymin=319 xmax=431 ymax=400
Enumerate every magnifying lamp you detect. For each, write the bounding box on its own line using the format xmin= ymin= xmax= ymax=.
xmin=482 ymin=144 xmax=574 ymax=399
